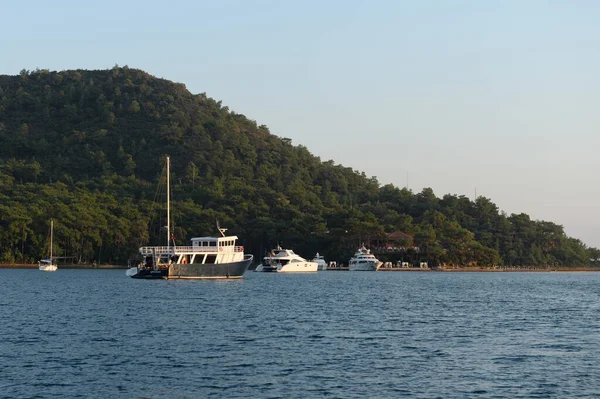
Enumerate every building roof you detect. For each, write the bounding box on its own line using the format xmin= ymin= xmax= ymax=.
xmin=387 ymin=231 xmax=413 ymax=240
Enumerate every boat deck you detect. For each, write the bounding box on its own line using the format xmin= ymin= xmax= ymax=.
xmin=139 ymin=246 xmax=244 ymax=256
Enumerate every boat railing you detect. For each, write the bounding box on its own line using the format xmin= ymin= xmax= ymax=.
xmin=139 ymin=245 xmax=245 ymax=255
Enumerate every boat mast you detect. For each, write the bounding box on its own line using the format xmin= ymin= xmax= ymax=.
xmin=50 ymin=219 xmax=53 ymax=261
xmin=166 ymin=156 xmax=170 ymax=251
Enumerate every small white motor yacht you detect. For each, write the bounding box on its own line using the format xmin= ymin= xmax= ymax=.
xmin=312 ymin=253 xmax=328 ymax=271
xmin=258 ymin=246 xmax=318 ymax=272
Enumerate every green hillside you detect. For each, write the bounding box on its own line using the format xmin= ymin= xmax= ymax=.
xmin=0 ymin=66 xmax=597 ymax=267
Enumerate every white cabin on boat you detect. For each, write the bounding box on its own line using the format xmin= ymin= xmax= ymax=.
xmin=139 ymin=235 xmax=244 ymax=265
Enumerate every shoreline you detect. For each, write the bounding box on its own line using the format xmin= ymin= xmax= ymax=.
xmin=374 ymin=266 xmax=600 ymax=273
xmin=435 ymin=267 xmax=600 ymax=272
xmin=2 ymin=264 xmax=599 ymax=272
xmin=0 ymin=264 xmax=127 ymax=269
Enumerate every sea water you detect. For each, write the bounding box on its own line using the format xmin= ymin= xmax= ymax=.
xmin=1 ymin=269 xmax=599 ymax=398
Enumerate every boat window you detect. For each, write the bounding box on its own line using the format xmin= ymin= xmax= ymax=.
xmin=209 ymin=241 xmax=216 ymax=247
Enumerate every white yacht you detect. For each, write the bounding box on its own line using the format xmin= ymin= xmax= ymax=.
xmin=258 ymin=246 xmax=318 ymax=272
xmin=348 ymin=245 xmax=382 ymax=271
xmin=312 ymin=253 xmax=328 ymax=271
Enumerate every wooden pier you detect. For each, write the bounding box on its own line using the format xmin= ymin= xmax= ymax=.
xmin=378 ymin=267 xmax=431 ymax=272
xmin=326 ymin=265 xmax=349 ymax=271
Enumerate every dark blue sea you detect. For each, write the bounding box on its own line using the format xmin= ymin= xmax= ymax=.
xmin=1 ymin=269 xmax=599 ymax=399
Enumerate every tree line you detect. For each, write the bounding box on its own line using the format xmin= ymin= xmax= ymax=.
xmin=0 ymin=66 xmax=597 ymax=267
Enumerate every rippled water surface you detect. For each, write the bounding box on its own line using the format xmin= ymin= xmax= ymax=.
xmin=1 ymin=269 xmax=600 ymax=398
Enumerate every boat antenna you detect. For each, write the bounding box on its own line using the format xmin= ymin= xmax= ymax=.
xmin=166 ymin=156 xmax=170 ymax=251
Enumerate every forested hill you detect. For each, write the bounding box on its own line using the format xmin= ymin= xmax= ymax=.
xmin=0 ymin=66 xmax=597 ymax=267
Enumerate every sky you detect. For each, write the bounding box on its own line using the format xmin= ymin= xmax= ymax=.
xmin=2 ymin=0 xmax=600 ymax=247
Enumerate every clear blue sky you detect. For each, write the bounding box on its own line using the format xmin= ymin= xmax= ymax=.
xmin=2 ymin=0 xmax=600 ymax=247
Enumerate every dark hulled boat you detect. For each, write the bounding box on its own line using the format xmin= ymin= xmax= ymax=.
xmin=130 ymin=236 xmax=253 ymax=279
xmin=128 ymin=156 xmax=253 ymax=280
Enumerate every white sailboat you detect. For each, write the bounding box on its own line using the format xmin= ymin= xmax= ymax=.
xmin=39 ymin=220 xmax=58 ymax=272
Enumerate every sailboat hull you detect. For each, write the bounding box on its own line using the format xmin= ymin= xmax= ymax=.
xmin=131 ymin=256 xmax=253 ymax=280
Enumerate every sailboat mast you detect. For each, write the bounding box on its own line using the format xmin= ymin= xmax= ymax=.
xmin=166 ymin=156 xmax=170 ymax=250
xmin=50 ymin=219 xmax=53 ymax=261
